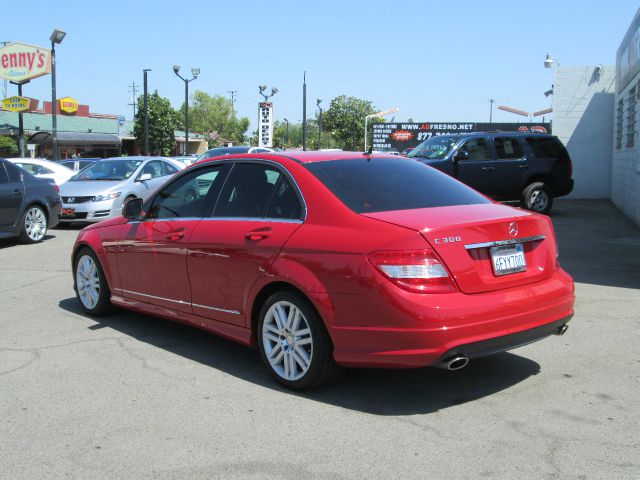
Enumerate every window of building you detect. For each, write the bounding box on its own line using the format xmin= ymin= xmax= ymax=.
xmin=626 ymin=88 xmax=636 ymax=148
xmin=616 ymin=99 xmax=624 ymax=150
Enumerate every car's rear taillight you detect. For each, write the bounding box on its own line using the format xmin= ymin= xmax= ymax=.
xmin=368 ymin=250 xmax=457 ymax=294
xmin=53 ymin=183 xmax=60 ymax=192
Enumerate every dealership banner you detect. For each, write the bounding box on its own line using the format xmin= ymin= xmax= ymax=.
xmin=372 ymin=122 xmax=552 ymax=152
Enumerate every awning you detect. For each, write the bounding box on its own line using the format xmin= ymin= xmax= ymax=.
xmin=28 ymin=132 xmax=121 ymax=146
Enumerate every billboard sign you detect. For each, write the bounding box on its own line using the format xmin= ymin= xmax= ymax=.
xmin=0 ymin=42 xmax=52 ymax=82
xmin=2 ymin=96 xmax=31 ymax=112
xmin=372 ymin=122 xmax=551 ymax=153
xmin=258 ymin=101 xmax=274 ymax=148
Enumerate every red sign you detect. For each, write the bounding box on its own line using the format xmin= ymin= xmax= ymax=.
xmin=391 ymin=130 xmax=414 ymax=142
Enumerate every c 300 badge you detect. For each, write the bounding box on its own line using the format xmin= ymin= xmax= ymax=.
xmin=434 ymin=236 xmax=462 ymax=245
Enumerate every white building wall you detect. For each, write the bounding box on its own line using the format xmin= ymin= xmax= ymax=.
xmin=612 ymin=75 xmax=640 ymax=227
xmin=552 ymin=66 xmax=616 ymax=199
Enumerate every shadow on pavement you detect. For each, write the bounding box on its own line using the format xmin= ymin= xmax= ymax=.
xmin=0 ymin=234 xmax=56 ymax=249
xmin=59 ymin=297 xmax=541 ymax=416
xmin=549 ymin=199 xmax=640 ymax=289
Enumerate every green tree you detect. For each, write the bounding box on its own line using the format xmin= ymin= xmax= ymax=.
xmin=134 ymin=91 xmax=180 ymax=156
xmin=180 ymin=91 xmax=250 ymax=146
xmin=322 ymin=95 xmax=383 ymax=151
xmin=0 ymin=136 xmax=18 ymax=156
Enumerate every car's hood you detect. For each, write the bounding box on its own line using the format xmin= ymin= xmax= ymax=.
xmin=59 ymin=180 xmax=123 ymax=196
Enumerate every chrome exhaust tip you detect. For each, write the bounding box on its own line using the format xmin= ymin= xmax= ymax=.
xmin=557 ymin=324 xmax=569 ymax=336
xmin=446 ymin=356 xmax=469 ymax=371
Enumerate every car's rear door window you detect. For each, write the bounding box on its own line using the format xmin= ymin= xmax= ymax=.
xmin=305 ymin=157 xmax=490 ymax=213
xmin=266 ymin=177 xmax=303 ymax=220
xmin=213 ymin=163 xmax=280 ymax=218
xmin=494 ymin=137 xmax=524 ymax=159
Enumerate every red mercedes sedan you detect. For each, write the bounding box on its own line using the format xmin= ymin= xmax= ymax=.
xmin=72 ymin=152 xmax=574 ymax=390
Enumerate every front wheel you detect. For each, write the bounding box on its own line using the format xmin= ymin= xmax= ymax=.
xmin=257 ymin=291 xmax=341 ymax=390
xmin=20 ymin=205 xmax=48 ymax=243
xmin=521 ymin=182 xmax=553 ymax=214
xmin=74 ymin=248 xmax=112 ymax=316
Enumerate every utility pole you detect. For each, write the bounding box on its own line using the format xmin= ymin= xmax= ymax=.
xmin=302 ymin=72 xmax=307 ymax=151
xmin=489 ymin=99 xmax=495 ymax=124
xmin=228 ymin=90 xmax=237 ymax=120
xmin=128 ymin=81 xmax=138 ymax=119
xmin=143 ymin=69 xmax=151 ymax=156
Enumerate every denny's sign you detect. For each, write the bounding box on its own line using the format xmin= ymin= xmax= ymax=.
xmin=0 ymin=42 xmax=52 ymax=82
xmin=59 ymin=97 xmax=78 ymax=114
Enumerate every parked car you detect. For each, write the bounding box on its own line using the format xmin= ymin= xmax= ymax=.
xmin=58 ymin=156 xmax=184 ymax=223
xmin=197 ymin=146 xmax=274 ymax=162
xmin=407 ymin=132 xmax=574 ymax=214
xmin=401 ymin=147 xmax=415 ymax=156
xmin=71 ymin=152 xmax=574 ymax=390
xmin=171 ymin=155 xmax=197 ymax=166
xmin=58 ymin=158 xmax=100 ymax=171
xmin=7 ymin=158 xmax=75 ymax=186
xmin=0 ymin=158 xmax=62 ymax=243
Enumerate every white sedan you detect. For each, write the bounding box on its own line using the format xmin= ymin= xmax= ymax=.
xmin=8 ymin=158 xmax=75 ymax=186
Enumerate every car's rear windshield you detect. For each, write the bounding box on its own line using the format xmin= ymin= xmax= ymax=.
xmin=305 ymin=157 xmax=490 ymax=213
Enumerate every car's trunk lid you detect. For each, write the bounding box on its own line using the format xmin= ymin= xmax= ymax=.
xmin=362 ymin=203 xmax=557 ymax=294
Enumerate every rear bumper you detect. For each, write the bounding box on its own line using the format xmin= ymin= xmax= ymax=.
xmin=329 ymin=268 xmax=575 ymax=368
xmin=553 ymin=178 xmax=574 ymax=197
xmin=433 ymin=315 xmax=572 ymax=368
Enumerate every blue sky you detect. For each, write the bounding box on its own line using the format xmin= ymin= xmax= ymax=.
xmin=3 ymin=0 xmax=637 ymax=128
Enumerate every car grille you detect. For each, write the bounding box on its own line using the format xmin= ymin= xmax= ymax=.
xmin=60 ymin=212 xmax=88 ymax=219
xmin=62 ymin=196 xmax=93 ymax=204
xmin=93 ymin=210 xmax=111 ymax=218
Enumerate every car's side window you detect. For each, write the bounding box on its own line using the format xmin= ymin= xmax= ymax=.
xmin=140 ymin=160 xmax=165 ymax=179
xmin=459 ymin=138 xmax=491 ymax=161
xmin=147 ymin=165 xmax=224 ymax=220
xmin=213 ymin=163 xmax=280 ymax=218
xmin=494 ymin=137 xmax=524 ymax=160
xmin=4 ymin=162 xmax=23 ymax=182
xmin=266 ymin=177 xmax=303 ymax=220
xmin=0 ymin=163 xmax=9 ymax=184
xmin=163 ymin=162 xmax=179 ymax=176
xmin=15 ymin=163 xmax=53 ymax=175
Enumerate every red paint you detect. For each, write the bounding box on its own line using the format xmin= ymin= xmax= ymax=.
xmin=73 ymin=152 xmax=575 ymax=368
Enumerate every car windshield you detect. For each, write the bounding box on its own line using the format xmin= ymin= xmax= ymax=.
xmin=408 ymin=136 xmax=458 ymax=160
xmin=305 ymin=157 xmax=490 ymax=213
xmin=70 ymin=160 xmax=142 ymax=181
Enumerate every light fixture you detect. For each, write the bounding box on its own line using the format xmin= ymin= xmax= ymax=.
xmin=271 ymin=87 xmax=278 ymax=95
xmin=259 ymin=85 xmax=267 ymax=93
xmin=544 ymin=52 xmax=555 ymax=69
xmin=544 ymin=88 xmax=554 ymax=97
xmin=50 ymin=29 xmax=66 ymax=44
xmin=317 ymin=98 xmax=322 ymax=106
xmin=191 ymin=67 xmax=200 ymax=78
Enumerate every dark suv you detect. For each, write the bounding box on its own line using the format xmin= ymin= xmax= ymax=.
xmin=407 ymin=132 xmax=573 ymax=214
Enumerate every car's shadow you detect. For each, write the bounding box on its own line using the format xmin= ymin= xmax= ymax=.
xmin=0 ymin=234 xmax=56 ymax=249
xmin=59 ymin=297 xmax=541 ymax=415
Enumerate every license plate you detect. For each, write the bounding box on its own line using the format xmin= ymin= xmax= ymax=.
xmin=490 ymin=243 xmax=526 ymax=276
xmin=61 ymin=208 xmax=75 ymax=217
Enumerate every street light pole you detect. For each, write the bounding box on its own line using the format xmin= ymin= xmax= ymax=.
xmin=302 ymin=72 xmax=307 ymax=151
xmin=173 ymin=65 xmax=199 ymax=155
xmin=317 ymin=99 xmax=323 ymax=150
xmin=283 ymin=118 xmax=289 ymax=148
xmin=143 ymin=69 xmax=151 ymax=156
xmin=49 ymin=29 xmax=66 ymax=161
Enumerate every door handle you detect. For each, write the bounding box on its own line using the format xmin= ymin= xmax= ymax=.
xmin=481 ymin=166 xmax=495 ymax=172
xmin=519 ymin=164 xmax=529 ymax=170
xmin=13 ymin=189 xmax=22 ymax=196
xmin=166 ymin=231 xmax=185 ymax=241
xmin=246 ymin=228 xmax=271 ymax=241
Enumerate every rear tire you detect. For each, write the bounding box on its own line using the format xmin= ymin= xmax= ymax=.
xmin=74 ymin=247 xmax=113 ymax=316
xmin=19 ymin=205 xmax=48 ymax=243
xmin=521 ymin=182 xmax=553 ymax=214
xmin=257 ymin=291 xmax=342 ymax=390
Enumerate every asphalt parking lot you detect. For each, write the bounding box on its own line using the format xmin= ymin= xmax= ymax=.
xmin=1 ymin=199 xmax=639 ymax=479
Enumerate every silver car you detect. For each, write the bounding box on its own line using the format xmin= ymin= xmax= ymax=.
xmin=58 ymin=156 xmax=184 ymax=223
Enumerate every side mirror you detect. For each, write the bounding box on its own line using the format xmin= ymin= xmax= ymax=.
xmin=137 ymin=173 xmax=152 ymax=182
xmin=454 ymin=149 xmax=470 ymax=162
xmin=123 ymin=197 xmax=144 ymax=220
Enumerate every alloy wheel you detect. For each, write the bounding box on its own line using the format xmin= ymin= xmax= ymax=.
xmin=262 ymin=301 xmax=313 ymax=381
xmin=530 ymin=189 xmax=549 ymax=212
xmin=76 ymin=255 xmax=101 ymax=310
xmin=24 ymin=207 xmax=47 ymax=242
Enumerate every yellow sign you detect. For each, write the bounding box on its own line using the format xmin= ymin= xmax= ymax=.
xmin=2 ymin=96 xmax=30 ymax=112
xmin=59 ymin=97 xmax=78 ymax=114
